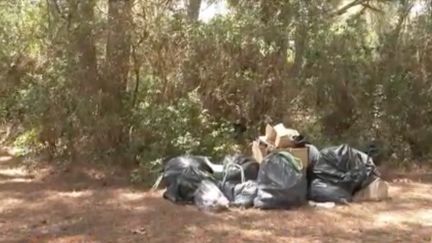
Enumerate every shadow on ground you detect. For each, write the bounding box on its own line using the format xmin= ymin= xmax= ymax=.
xmin=1 ymin=150 xmax=431 ymax=243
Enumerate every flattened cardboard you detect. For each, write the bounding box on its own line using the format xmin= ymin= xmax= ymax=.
xmin=276 ymin=147 xmax=309 ymax=170
xmin=265 ymin=124 xmax=276 ymax=144
xmin=252 ymin=140 xmax=266 ymax=163
xmin=251 ymin=141 xmax=309 ymax=169
xmin=273 ymin=123 xmax=299 ymax=148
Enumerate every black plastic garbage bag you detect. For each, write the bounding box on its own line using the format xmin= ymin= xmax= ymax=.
xmin=306 ymin=144 xmax=320 ymax=167
xmin=309 ymin=179 xmax=352 ymax=203
xmin=218 ymin=163 xmax=258 ymax=208
xmin=220 ymin=155 xmax=260 ymax=183
xmin=306 ymin=144 xmax=321 ymax=185
xmin=293 ymin=134 xmax=309 ymax=147
xmin=308 ymin=144 xmax=377 ymax=203
xmin=194 ymin=180 xmax=229 ymax=212
xmin=219 ymin=180 xmax=258 ymax=208
xmin=254 ymin=151 xmax=307 ymax=209
xmin=163 ymin=165 xmax=215 ymax=203
xmin=162 ymin=155 xmax=213 ymax=188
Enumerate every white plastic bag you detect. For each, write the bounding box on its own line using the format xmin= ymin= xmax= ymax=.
xmin=194 ymin=180 xmax=229 ymax=212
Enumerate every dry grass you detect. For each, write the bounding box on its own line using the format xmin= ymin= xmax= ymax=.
xmin=0 ymin=149 xmax=431 ymax=243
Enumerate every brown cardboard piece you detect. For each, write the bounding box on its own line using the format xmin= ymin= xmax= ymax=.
xmin=265 ymin=124 xmax=276 ymax=144
xmin=252 ymin=140 xmax=309 ymax=169
xmin=252 ymin=123 xmax=307 ymax=168
xmin=252 ymin=140 xmax=266 ymax=164
xmin=273 ymin=123 xmax=299 ymax=148
xmin=276 ymin=147 xmax=309 ymax=170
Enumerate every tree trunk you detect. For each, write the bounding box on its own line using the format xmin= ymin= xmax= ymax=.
xmin=187 ymin=0 xmax=202 ymax=21
xmin=35 ymin=1 xmax=101 ymax=159
xmin=105 ymin=0 xmax=132 ymax=102
xmin=182 ymin=0 xmax=202 ymax=93
xmin=291 ymin=1 xmax=309 ymax=78
xmin=68 ymin=0 xmax=99 ymax=94
xmin=102 ymin=0 xmax=133 ymax=149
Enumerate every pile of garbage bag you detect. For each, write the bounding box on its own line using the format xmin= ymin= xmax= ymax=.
xmin=157 ymin=124 xmax=388 ymax=211
xmin=218 ymin=162 xmax=258 ymax=208
xmin=161 ymin=155 xmax=261 ymax=210
xmin=162 ymin=156 xmax=215 ymax=203
xmin=308 ymin=144 xmax=378 ymax=203
xmin=254 ymin=151 xmax=307 ymax=209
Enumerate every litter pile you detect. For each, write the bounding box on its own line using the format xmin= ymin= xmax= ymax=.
xmin=157 ymin=123 xmax=390 ymax=211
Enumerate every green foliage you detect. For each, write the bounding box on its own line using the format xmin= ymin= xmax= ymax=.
xmin=1 ymin=0 xmax=432 ymax=182
xmin=129 ymin=88 xmax=238 ymax=165
xmin=12 ymin=128 xmax=39 ymax=156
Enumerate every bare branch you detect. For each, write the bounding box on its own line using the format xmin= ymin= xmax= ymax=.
xmin=50 ymin=0 xmax=68 ymax=19
xmin=330 ymin=0 xmax=365 ymax=16
xmin=329 ymin=0 xmax=390 ymax=17
xmin=361 ymin=3 xmax=385 ymax=14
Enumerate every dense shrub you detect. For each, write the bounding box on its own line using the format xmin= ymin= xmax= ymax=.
xmin=1 ymin=1 xmax=431 ymax=181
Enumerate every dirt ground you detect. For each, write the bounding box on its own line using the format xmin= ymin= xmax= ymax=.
xmin=0 ymin=149 xmax=431 ymax=243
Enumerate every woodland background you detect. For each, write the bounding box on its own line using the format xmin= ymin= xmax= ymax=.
xmin=1 ymin=0 xmax=431 ymax=180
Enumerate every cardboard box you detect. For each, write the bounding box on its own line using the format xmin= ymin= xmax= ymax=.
xmin=273 ymin=123 xmax=299 ymax=148
xmin=252 ymin=141 xmax=309 ymax=170
xmin=277 ymin=147 xmax=309 ymax=170
xmin=251 ymin=140 xmax=266 ymax=164
xmin=265 ymin=124 xmax=276 ymax=144
xmin=261 ymin=123 xmax=299 ymax=148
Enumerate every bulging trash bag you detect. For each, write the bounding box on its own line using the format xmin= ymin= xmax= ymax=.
xmin=163 ymin=166 xmax=215 ymax=203
xmin=194 ymin=180 xmax=229 ymax=212
xmin=306 ymin=144 xmax=321 ymax=187
xmin=218 ymin=163 xmax=258 ymax=208
xmin=220 ymin=154 xmax=260 ymax=183
xmin=306 ymin=144 xmax=320 ymax=167
xmin=162 ymin=155 xmax=214 ymax=188
xmin=254 ymin=151 xmax=307 ymax=209
xmin=231 ymin=180 xmax=258 ymax=208
xmin=309 ymin=180 xmax=351 ymax=204
xmin=308 ymin=144 xmax=378 ymax=203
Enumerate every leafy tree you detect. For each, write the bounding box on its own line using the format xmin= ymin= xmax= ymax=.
xmin=1 ymin=0 xmax=431 ymax=175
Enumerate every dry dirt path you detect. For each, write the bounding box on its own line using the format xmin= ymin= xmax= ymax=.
xmin=0 ymin=149 xmax=431 ymax=243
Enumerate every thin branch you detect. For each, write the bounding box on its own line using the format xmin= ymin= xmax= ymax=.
xmin=130 ymin=32 xmax=147 ymax=108
xmin=361 ymin=3 xmax=385 ymax=14
xmin=351 ymin=6 xmax=368 ymax=18
xmin=393 ymin=2 xmax=414 ymax=38
xmin=330 ymin=0 xmax=365 ymax=16
xmin=330 ymin=0 xmax=389 ymax=17
xmin=131 ymin=47 xmax=140 ymax=108
xmin=51 ymin=0 xmax=68 ymax=20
